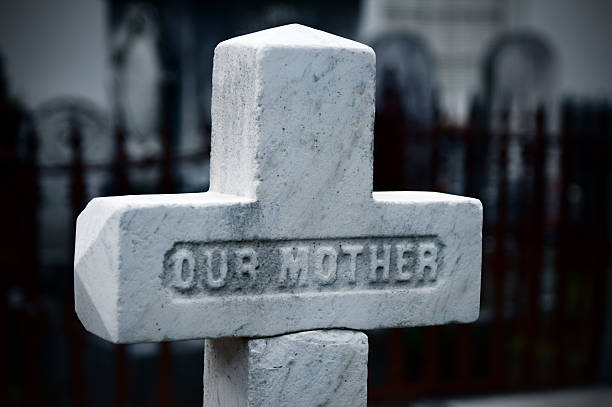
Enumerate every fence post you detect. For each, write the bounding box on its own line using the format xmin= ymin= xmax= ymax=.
xmin=68 ymin=111 xmax=86 ymax=407
xmin=554 ymin=102 xmax=574 ymax=384
xmin=491 ymin=107 xmax=510 ymax=385
xmin=586 ymin=105 xmax=611 ymax=378
xmin=523 ymin=106 xmax=547 ymax=385
xmin=21 ymin=118 xmax=43 ymax=407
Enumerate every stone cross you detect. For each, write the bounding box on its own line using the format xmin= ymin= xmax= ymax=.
xmin=75 ymin=24 xmax=482 ymax=406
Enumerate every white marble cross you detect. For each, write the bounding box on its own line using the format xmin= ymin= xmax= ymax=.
xmin=74 ymin=24 xmax=482 ymax=406
xmin=75 ymin=23 xmax=481 ymax=343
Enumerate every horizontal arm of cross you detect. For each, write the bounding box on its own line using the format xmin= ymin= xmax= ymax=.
xmin=75 ymin=190 xmax=481 ymax=343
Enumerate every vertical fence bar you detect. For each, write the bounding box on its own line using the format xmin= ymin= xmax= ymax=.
xmin=429 ymin=118 xmax=441 ymax=190
xmin=114 ymin=113 xmax=130 ymax=196
xmin=422 ymin=326 xmax=440 ymax=392
xmin=421 ymin=116 xmax=444 ymax=393
xmin=386 ymin=329 xmax=407 ymax=388
xmin=523 ymin=107 xmax=547 ymax=385
xmin=159 ymin=122 xmax=173 ymax=194
xmin=457 ymin=324 xmax=472 ymax=382
xmin=554 ymin=103 xmax=573 ymax=385
xmin=459 ymin=122 xmax=479 ymax=382
xmin=490 ymin=108 xmax=510 ymax=385
xmin=0 ymin=150 xmax=11 ymax=404
xmin=158 ymin=343 xmax=173 ymax=407
xmin=69 ymin=112 xmax=87 ymax=407
xmin=21 ymin=121 xmax=43 ymax=407
xmin=585 ymin=106 xmax=611 ymax=379
xmin=464 ymin=116 xmax=478 ymax=198
xmin=116 ymin=344 xmax=130 ymax=407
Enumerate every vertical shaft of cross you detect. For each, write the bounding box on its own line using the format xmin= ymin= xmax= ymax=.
xmin=209 ymin=24 xmax=375 ymax=209
xmin=203 ymin=330 xmax=368 ymax=407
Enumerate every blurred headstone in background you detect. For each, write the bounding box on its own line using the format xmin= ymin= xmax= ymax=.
xmin=372 ymin=33 xmax=435 ymax=192
xmin=482 ymin=33 xmax=557 ymax=225
xmin=360 ymin=0 xmax=507 ymax=125
xmin=374 ymin=33 xmax=435 ymax=130
xmin=33 ymin=98 xmax=110 ymax=273
xmin=111 ymin=4 xmax=163 ymax=162
xmin=484 ymin=33 xmax=557 ymax=134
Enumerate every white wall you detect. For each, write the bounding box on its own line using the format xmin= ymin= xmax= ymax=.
xmin=0 ymin=0 xmax=107 ymax=109
xmin=359 ymin=0 xmax=507 ymax=123
xmin=360 ymin=0 xmax=612 ymax=118
xmin=492 ymin=0 xmax=612 ymax=99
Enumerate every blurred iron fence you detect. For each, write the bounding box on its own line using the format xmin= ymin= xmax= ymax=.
xmin=2 ymin=98 xmax=611 ymax=405
xmin=369 ymin=101 xmax=612 ymax=401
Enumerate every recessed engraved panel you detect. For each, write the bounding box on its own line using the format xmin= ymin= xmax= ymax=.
xmin=161 ymin=237 xmax=444 ymax=297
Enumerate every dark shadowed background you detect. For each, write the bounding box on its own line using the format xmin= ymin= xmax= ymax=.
xmin=1 ymin=0 xmax=611 ymax=406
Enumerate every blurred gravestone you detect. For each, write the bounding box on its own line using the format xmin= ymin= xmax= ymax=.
xmin=372 ymin=33 xmax=435 ymax=191
xmin=482 ymin=33 xmax=556 ymax=222
xmin=483 ymin=33 xmax=556 ymax=134
xmin=373 ymin=33 xmax=435 ymax=130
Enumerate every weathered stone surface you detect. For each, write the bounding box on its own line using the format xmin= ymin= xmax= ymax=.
xmin=203 ymin=329 xmax=368 ymax=407
xmin=74 ymin=24 xmax=483 ymax=343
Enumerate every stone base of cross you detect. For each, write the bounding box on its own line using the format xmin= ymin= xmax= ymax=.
xmin=74 ymin=24 xmax=482 ymax=406
xmin=204 ymin=330 xmax=368 ymax=406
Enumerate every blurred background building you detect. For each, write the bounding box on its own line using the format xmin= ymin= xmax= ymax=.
xmin=1 ymin=0 xmax=611 ymax=406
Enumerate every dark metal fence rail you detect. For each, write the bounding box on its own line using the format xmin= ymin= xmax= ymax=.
xmin=2 ymin=100 xmax=611 ymax=405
